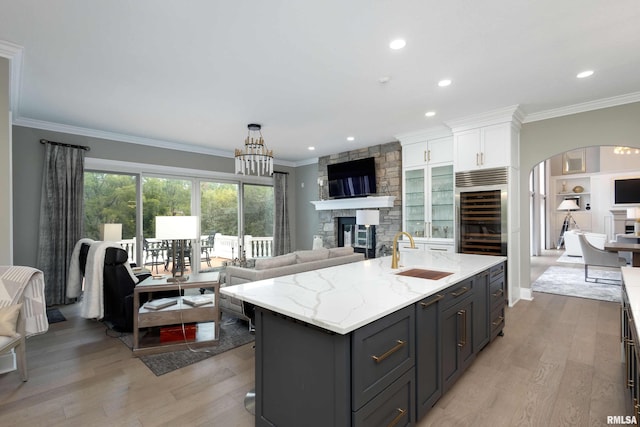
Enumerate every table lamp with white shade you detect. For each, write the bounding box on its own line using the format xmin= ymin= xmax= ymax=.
xmin=627 ymin=208 xmax=640 ymax=236
xmin=356 ymin=209 xmax=379 ymax=259
xmin=100 ymin=223 xmax=122 ymax=242
xmin=155 ymin=215 xmax=198 ymax=282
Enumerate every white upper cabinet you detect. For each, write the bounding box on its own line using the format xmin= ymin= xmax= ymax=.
xmin=399 ymin=132 xmax=453 ymax=169
xmin=454 ymin=123 xmax=511 ymax=171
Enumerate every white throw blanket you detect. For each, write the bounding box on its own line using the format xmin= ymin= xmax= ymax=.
xmin=0 ymin=266 xmax=49 ymax=337
xmin=67 ymin=238 xmax=95 ymax=299
xmin=67 ymin=240 xmax=138 ymax=320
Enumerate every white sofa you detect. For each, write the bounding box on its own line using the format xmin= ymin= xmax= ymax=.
xmin=219 ymin=247 xmax=365 ymax=322
xmin=564 ymin=229 xmax=607 ymax=257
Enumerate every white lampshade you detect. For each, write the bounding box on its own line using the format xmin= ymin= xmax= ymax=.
xmin=356 ymin=210 xmax=380 ymax=226
xmin=155 ymin=216 xmax=198 ymax=240
xmin=557 ymin=199 xmax=580 ymax=211
xmin=627 ymin=208 xmax=640 ymax=219
xmin=100 ymin=223 xmax=122 ymax=241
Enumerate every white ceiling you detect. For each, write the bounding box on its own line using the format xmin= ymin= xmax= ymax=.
xmin=1 ymin=1 xmax=640 ymax=165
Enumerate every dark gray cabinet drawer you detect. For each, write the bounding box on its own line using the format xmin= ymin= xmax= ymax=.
xmin=490 ymin=305 xmax=505 ymax=338
xmin=489 ymin=276 xmax=506 ymax=310
xmin=352 ymin=305 xmax=415 ymax=411
xmin=441 ymin=277 xmax=474 ymax=310
xmin=353 ymin=368 xmax=415 ymax=427
xmin=489 ymin=262 xmax=505 ymax=282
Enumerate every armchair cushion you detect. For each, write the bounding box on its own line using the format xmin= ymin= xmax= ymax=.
xmin=0 ymin=303 xmax=22 ymax=337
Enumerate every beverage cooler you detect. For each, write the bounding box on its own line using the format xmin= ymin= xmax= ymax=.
xmin=455 ymin=168 xmax=508 ymax=256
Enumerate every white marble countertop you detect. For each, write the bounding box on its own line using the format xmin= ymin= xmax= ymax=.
xmin=221 ymin=251 xmax=506 ymax=334
xmin=623 ymin=267 xmax=640 ymax=323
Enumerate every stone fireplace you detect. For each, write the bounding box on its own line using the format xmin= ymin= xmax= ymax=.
xmin=314 ymin=142 xmax=402 ymax=257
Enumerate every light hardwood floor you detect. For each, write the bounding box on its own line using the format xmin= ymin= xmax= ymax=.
xmin=0 ymin=254 xmax=628 ymax=426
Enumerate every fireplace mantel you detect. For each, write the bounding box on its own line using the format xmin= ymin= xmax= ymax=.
xmin=311 ymin=196 xmax=396 ymax=211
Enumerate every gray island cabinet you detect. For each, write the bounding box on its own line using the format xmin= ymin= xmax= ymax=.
xmin=221 ymin=252 xmax=506 ymax=426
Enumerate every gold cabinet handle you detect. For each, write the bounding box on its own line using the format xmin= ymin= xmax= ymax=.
xmin=420 ymin=294 xmax=444 ymax=309
xmin=492 ymin=316 xmax=504 ymax=326
xmin=476 ymin=153 xmax=479 ymax=166
xmin=492 ymin=289 xmax=504 ymax=298
xmin=427 ymin=149 xmax=431 ymax=162
xmin=451 ymin=286 xmax=469 ymax=297
xmin=387 ymin=408 xmax=407 ymax=427
xmin=457 ymin=309 xmax=467 ymax=348
xmin=424 ymin=150 xmax=427 ymax=162
xmin=627 ymin=339 xmax=635 ymax=388
xmin=480 ymin=152 xmax=484 ymax=165
xmin=372 ymin=340 xmax=406 ymax=363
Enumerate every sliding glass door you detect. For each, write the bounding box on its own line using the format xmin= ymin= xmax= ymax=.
xmin=83 ymin=172 xmax=137 ymax=261
xmin=200 ymin=181 xmax=239 ymax=270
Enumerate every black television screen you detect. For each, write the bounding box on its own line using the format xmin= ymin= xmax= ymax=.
xmin=327 ymin=157 xmax=377 ymax=199
xmin=615 ymin=178 xmax=640 ymax=204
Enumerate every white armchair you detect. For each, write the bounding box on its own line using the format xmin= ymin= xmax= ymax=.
xmin=578 ymin=233 xmax=626 ymax=283
xmin=564 ymin=230 xmax=607 ymax=257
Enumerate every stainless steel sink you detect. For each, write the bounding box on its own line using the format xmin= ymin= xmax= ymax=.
xmin=395 ymin=268 xmax=453 ymax=280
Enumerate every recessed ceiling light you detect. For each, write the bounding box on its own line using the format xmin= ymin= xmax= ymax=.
xmin=308 ymin=146 xmax=315 ymax=151
xmin=425 ymin=111 xmax=436 ymax=117
xmin=438 ymin=79 xmax=452 ymax=87
xmin=347 ymin=136 xmax=355 ymax=142
xmin=378 ymin=76 xmax=391 ymax=84
xmin=576 ymin=70 xmax=594 ymax=79
xmin=389 ymin=39 xmax=406 ymax=50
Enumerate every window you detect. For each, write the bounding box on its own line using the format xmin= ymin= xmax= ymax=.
xmin=83 ymin=172 xmax=137 ymax=261
xmin=83 ymin=159 xmax=273 ymax=272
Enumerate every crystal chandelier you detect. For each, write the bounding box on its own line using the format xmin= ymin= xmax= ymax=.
xmin=235 ymin=123 xmax=274 ymax=176
xmin=614 ymin=146 xmax=640 ymax=155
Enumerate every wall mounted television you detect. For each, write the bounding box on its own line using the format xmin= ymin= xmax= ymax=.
xmin=327 ymin=157 xmax=377 ymax=199
xmin=614 ymin=177 xmax=640 ymax=205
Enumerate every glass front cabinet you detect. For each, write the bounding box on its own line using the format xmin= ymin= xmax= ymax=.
xmin=400 ymin=134 xmax=455 ymax=252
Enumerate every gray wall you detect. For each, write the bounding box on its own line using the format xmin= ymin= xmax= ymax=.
xmin=519 ymin=101 xmax=640 ymax=291
xmin=0 ymin=57 xmax=9 ymax=264
xmin=12 ymin=125 xmax=297 ymax=267
xmin=293 ymin=162 xmax=320 ymax=250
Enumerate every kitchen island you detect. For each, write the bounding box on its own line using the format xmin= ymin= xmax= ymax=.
xmin=221 ymin=251 xmax=507 ymax=426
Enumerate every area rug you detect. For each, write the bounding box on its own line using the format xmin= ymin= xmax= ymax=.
xmin=531 ymin=265 xmax=621 ymax=303
xmin=119 ymin=314 xmax=254 ymax=376
xmin=46 ymin=307 xmax=66 ymax=323
xmin=556 ymin=252 xmax=584 ymax=264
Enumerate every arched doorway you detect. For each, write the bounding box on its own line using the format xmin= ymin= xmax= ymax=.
xmin=528 ymin=145 xmax=640 ymax=293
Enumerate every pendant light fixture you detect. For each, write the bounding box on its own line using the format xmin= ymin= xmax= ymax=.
xmin=235 ymin=123 xmax=274 ymax=176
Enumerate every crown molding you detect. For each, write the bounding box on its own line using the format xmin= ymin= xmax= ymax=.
xmin=395 ymin=125 xmax=453 ymax=146
xmin=12 ymin=116 xmax=297 ymax=167
xmin=446 ymin=105 xmax=524 ymax=133
xmin=0 ymin=40 xmax=23 ymax=115
xmin=522 ymin=91 xmax=640 ymax=123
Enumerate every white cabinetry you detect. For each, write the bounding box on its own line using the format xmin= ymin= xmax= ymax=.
xmin=399 ymin=131 xmax=454 ymax=251
xmin=403 ymin=136 xmax=453 ymax=168
xmin=454 ymin=123 xmax=511 ymax=171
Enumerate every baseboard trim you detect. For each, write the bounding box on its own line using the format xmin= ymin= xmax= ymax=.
xmin=519 ymin=287 xmax=534 ymax=301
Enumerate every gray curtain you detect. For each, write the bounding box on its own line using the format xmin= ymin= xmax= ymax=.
xmin=273 ymin=172 xmax=291 ymax=256
xmin=37 ymin=143 xmax=85 ymax=305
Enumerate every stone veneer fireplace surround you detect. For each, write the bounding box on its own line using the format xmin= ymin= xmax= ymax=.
xmin=314 ymin=142 xmax=402 ymax=257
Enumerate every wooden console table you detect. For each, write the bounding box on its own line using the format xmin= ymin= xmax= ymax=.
xmin=132 ymin=271 xmax=220 ymax=356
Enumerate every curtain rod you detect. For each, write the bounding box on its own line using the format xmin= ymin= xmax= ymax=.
xmin=40 ymin=139 xmax=90 ymax=151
